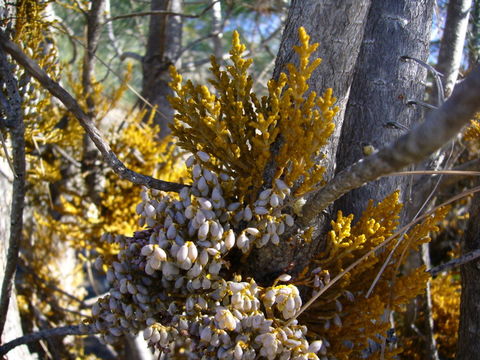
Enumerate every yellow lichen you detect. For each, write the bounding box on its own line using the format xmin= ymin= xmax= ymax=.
xmin=296 ymin=192 xmax=449 ymax=359
xmin=463 ymin=118 xmax=480 ymax=153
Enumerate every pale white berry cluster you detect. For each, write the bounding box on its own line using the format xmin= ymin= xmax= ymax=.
xmin=89 ymin=152 xmax=328 ymax=359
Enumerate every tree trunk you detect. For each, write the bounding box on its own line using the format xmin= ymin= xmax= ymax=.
xmin=141 ymin=0 xmax=183 ymax=138
xmin=334 ymin=0 xmax=435 ymax=217
xmin=245 ymin=0 xmax=372 ymax=284
xmin=437 ymin=0 xmax=472 ymax=97
xmin=456 ymin=190 xmax=480 ymax=359
xmin=82 ymin=0 xmax=106 ymax=206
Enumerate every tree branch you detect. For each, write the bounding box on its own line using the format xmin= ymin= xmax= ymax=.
xmin=0 ymin=325 xmax=95 ymax=356
xmin=0 ymin=30 xmax=186 ymax=193
xmin=429 ymin=249 xmax=480 ymax=276
xmin=301 ymin=65 xmax=480 ymax=225
xmin=0 ymin=46 xmax=26 ymax=338
xmin=103 ymin=0 xmax=218 ymax=24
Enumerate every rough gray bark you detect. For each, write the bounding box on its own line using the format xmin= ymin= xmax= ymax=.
xmin=456 ymin=190 xmax=480 ymax=359
xmin=334 ymin=0 xmax=434 ymax=217
xmin=331 ymin=4 xmax=436 ymax=354
xmin=141 ymin=0 xmax=183 ymax=138
xmin=437 ymin=0 xmax=472 ymax=96
xmin=245 ymin=0 xmax=372 ymax=283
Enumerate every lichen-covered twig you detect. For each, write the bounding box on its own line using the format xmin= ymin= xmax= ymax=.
xmin=0 ymin=325 xmax=95 ymax=356
xmin=0 ymin=46 xmax=26 ymax=338
xmin=301 ymin=65 xmax=480 ymax=224
xmin=0 ymin=30 xmax=186 ymax=193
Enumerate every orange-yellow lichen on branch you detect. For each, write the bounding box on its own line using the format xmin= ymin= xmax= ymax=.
xmin=169 ymin=27 xmax=337 ymax=200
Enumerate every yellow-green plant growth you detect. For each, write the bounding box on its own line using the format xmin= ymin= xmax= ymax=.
xmin=169 ymin=27 xmax=337 ymax=201
xmin=295 ymin=192 xmax=449 ymax=359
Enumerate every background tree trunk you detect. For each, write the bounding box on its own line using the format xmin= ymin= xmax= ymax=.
xmin=141 ymin=0 xmax=183 ymax=138
xmin=456 ymin=190 xmax=480 ymax=359
xmin=437 ymin=0 xmax=472 ymax=97
xmin=210 ymin=0 xmax=223 ymax=62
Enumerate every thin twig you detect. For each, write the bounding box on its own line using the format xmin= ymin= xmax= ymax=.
xmin=0 ymin=164 xmax=13 ymax=183
xmin=82 ymin=293 xmax=108 ymax=308
xmin=0 ymin=324 xmax=95 ymax=356
xmin=401 ymin=55 xmax=445 ymax=106
xmin=120 ymin=51 xmax=143 ymax=62
xmin=406 ymin=99 xmax=438 ymax=110
xmin=0 ymin=30 xmax=186 ymax=193
xmin=368 ymin=141 xmax=457 ymax=297
xmin=300 ymin=65 xmax=480 ymax=224
xmin=0 ymin=46 xmax=26 ymax=337
xmin=102 ymin=1 xmax=218 ymax=24
xmin=429 ymin=249 xmax=480 ymax=276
